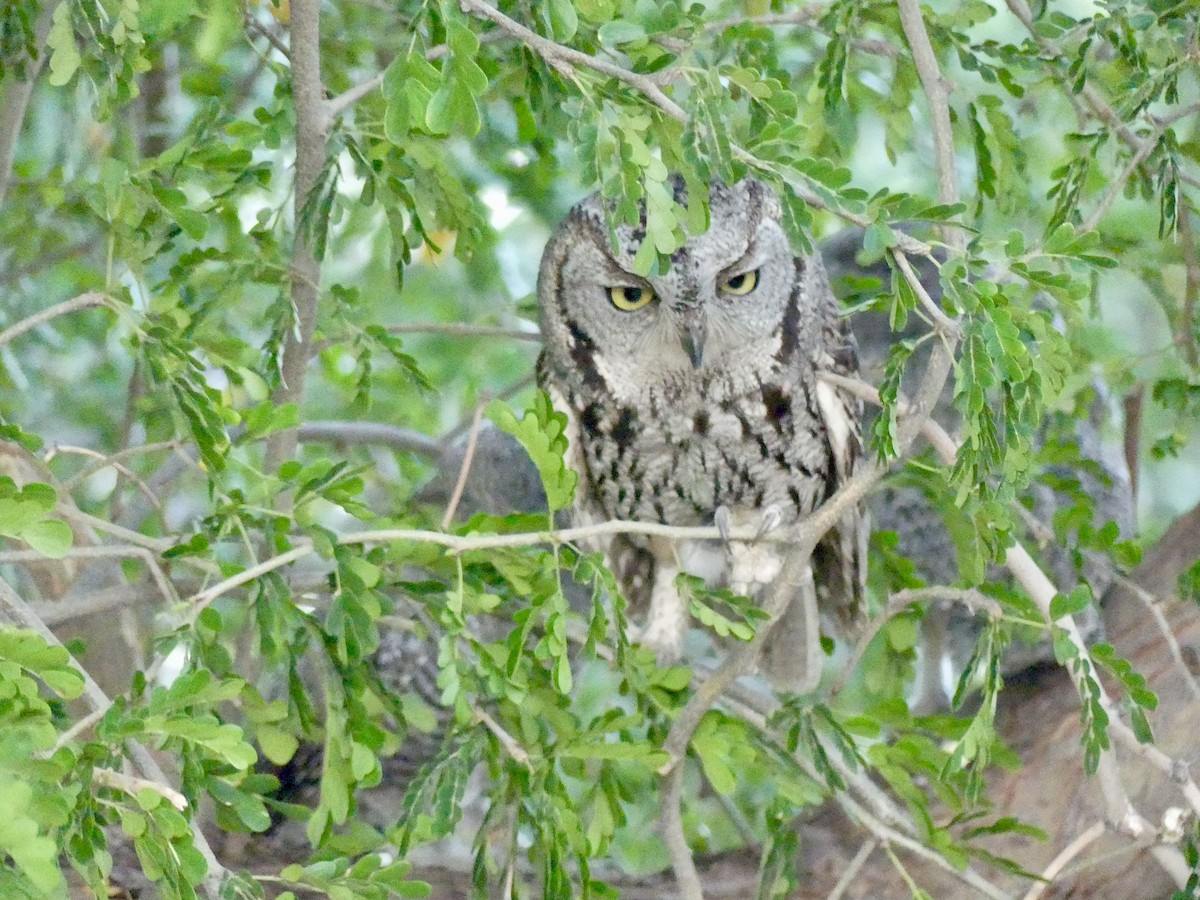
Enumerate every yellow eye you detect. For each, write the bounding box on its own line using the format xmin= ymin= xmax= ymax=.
xmin=608 ymin=285 xmax=655 ymax=311
xmin=720 ymin=269 xmax=759 ymax=296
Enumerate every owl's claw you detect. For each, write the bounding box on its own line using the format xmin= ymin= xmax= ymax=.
xmin=714 ymin=505 xmax=733 ymax=544
xmin=755 ymin=504 xmax=785 ymax=540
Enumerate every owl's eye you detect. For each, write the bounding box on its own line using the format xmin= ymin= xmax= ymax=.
xmin=608 ymin=285 xmax=655 ymax=311
xmin=719 ymin=269 xmax=759 ymax=296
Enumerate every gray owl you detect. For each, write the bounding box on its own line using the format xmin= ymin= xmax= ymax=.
xmin=535 ymin=177 xmax=867 ymax=690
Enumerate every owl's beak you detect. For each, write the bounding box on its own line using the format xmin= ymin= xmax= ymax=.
xmin=679 ymin=315 xmax=707 ymax=368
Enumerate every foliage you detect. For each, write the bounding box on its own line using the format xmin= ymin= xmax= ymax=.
xmin=1 ymin=0 xmax=1199 ymax=897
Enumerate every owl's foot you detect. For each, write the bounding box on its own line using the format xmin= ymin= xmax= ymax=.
xmin=755 ymin=504 xmax=785 ymax=540
xmin=714 ymin=505 xmax=733 ymax=544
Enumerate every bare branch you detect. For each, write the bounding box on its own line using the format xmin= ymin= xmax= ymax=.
xmin=298 ymin=420 xmax=441 ymax=457
xmin=93 ymin=767 xmax=190 ymax=812
xmin=383 ymin=321 xmax=542 ymax=342
xmin=0 ymin=293 xmax=110 ymax=348
xmin=190 ymin=544 xmax=312 ymax=610
xmin=837 ymin=783 xmax=1011 ymax=900
xmin=826 ymin=838 xmax=879 ymax=900
xmin=46 ymin=444 xmax=165 ymax=515
xmin=660 ymin=761 xmax=704 ymax=900
xmin=1113 ymin=572 xmax=1200 ymax=706
xmin=1021 ymin=821 xmax=1106 ymax=900
xmin=314 ymin=321 xmax=542 ymax=355
xmin=473 ymin=706 xmax=532 ymax=769
xmin=895 ymin=0 xmax=963 ymax=253
xmin=889 ymin=248 xmax=961 ymax=337
xmin=1176 ymin=202 xmax=1200 ymax=368
xmin=265 ymin=0 xmax=328 ymax=476
xmin=441 ymin=400 xmax=486 ymax=528
xmin=0 ymin=0 xmax=54 ymax=209
xmin=58 ymin=440 xmax=184 ymax=491
xmin=0 ymin=544 xmax=177 ymax=606
xmin=459 ymin=0 xmax=687 ymax=121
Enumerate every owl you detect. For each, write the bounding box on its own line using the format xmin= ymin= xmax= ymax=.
xmin=535 ymin=177 xmax=867 ymax=690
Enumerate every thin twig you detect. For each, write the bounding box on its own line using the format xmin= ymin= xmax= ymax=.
xmin=456 ymin=0 xmax=930 ymax=244
xmin=826 ymin=838 xmax=879 ymax=900
xmin=1176 ymin=202 xmax=1199 ymax=368
xmin=838 ymin=788 xmax=1009 ymax=899
xmin=890 ymin=247 xmax=961 ymax=336
xmin=1003 ymin=0 xmax=1200 ymax=193
xmin=51 ymin=706 xmax=108 ymax=751
xmin=93 ymin=767 xmax=190 ymax=811
xmin=441 ymin=374 xmax=535 ymax=444
xmin=58 ymin=440 xmax=183 ymax=491
xmin=0 ymin=544 xmax=178 ymax=606
xmin=1021 ymin=821 xmax=1106 ymax=900
xmin=441 ymin=400 xmax=486 ymax=528
xmin=244 ymin=11 xmax=290 ymax=59
xmin=46 ymin=445 xmax=164 ymax=515
xmin=705 ymin=9 xmax=898 ymax=58
xmin=1079 ymin=128 xmax=1162 ymax=234
xmin=473 ymin=706 xmax=532 ymax=770
xmin=191 ymin=544 xmax=312 ymax=610
xmin=661 ymin=761 xmax=704 ymax=900
xmin=0 ymin=293 xmax=110 ymax=348
xmin=895 ymin=0 xmax=963 ymax=253
xmin=315 ymin=321 xmax=541 ymax=355
xmin=1113 ymin=571 xmax=1200 ymax=705
xmin=460 ymin=0 xmax=686 ymax=120
xmin=298 ymin=421 xmax=441 ymax=457
xmin=322 ymin=30 xmax=509 ymax=120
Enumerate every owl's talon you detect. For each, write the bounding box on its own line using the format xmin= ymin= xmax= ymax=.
xmin=755 ymin=504 xmax=784 ymax=540
xmin=714 ymin=505 xmax=733 ymax=544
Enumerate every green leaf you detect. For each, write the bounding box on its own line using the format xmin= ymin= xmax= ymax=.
xmin=17 ymin=520 xmax=73 ymax=558
xmin=46 ymin=2 xmax=81 ymax=87
xmin=597 ymin=20 xmax=645 ymax=45
xmin=487 ymin=391 xmax=578 ymax=513
xmin=1049 ymin=585 xmax=1092 ymax=620
xmin=548 ymin=0 xmax=579 ymax=41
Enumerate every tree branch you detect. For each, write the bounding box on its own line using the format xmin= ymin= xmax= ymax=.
xmin=298 ymin=420 xmax=441 ymax=457
xmin=1021 ymin=821 xmax=1106 ymax=900
xmin=660 ymin=761 xmax=704 ymax=900
xmin=895 ymin=0 xmax=961 ymax=249
xmin=1004 ymin=0 xmax=1200 ymax=193
xmin=0 ymin=292 xmax=110 ymax=348
xmin=265 ymin=0 xmax=328 ymax=477
xmin=0 ymin=0 xmax=54 ymax=209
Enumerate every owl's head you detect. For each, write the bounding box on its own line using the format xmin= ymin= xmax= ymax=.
xmin=538 ymin=178 xmax=826 ymax=388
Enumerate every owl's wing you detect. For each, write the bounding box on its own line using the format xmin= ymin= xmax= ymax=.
xmin=541 ymin=374 xmax=657 ymax=620
xmin=812 ymin=326 xmax=870 ymax=627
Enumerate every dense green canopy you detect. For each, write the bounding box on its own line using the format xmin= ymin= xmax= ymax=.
xmin=1 ymin=1 xmax=1199 ymax=897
